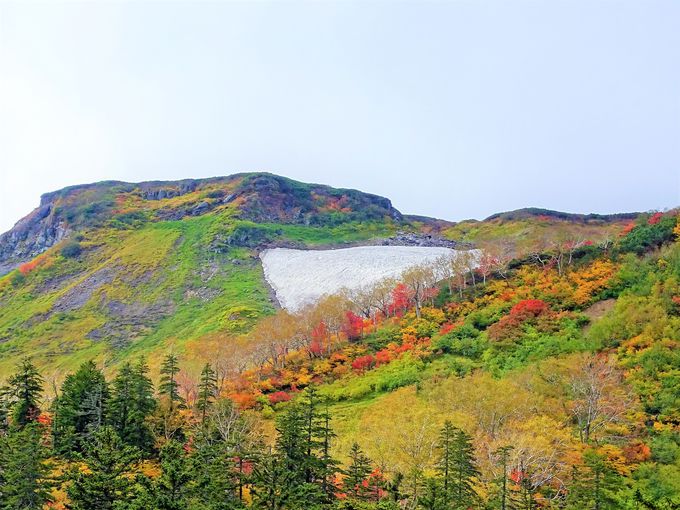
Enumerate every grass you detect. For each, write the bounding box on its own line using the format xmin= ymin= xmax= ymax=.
xmin=0 ymin=203 xmax=400 ymax=377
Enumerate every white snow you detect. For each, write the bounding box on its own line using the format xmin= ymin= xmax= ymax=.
xmin=260 ymin=246 xmax=469 ymax=311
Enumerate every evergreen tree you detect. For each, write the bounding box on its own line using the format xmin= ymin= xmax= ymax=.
xmin=435 ymin=422 xmax=479 ymax=509
xmin=345 ymin=442 xmax=373 ymax=500
xmin=436 ymin=421 xmax=456 ymax=502
xmin=492 ymin=445 xmax=516 ymax=510
xmin=251 ymin=451 xmax=295 ymax=510
xmin=52 ymin=360 xmax=109 ymax=454
xmin=319 ymin=402 xmax=340 ymax=500
xmin=189 ymin=434 xmax=244 ymax=510
xmin=418 ymin=477 xmax=445 ymax=510
xmin=0 ymin=423 xmax=53 ymax=510
xmin=6 ymin=358 xmax=43 ymax=428
xmin=0 ymin=385 xmax=11 ymax=434
xmin=196 ymin=363 xmax=218 ymax=424
xmin=274 ymin=388 xmax=333 ymax=506
xmin=109 ymin=358 xmax=156 ymax=452
xmin=565 ymin=451 xmax=623 ymax=510
xmin=159 ymin=354 xmax=184 ymax=412
xmin=65 ymin=426 xmax=139 ymax=510
xmin=134 ymin=440 xmax=192 ymax=510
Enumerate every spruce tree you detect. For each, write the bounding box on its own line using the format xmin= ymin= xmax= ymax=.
xmin=251 ymin=450 xmax=295 ymax=510
xmin=65 ymin=425 xmax=139 ymax=510
xmin=52 ymin=360 xmax=109 ymax=454
xmin=189 ymin=434 xmax=244 ymax=510
xmin=137 ymin=440 xmax=192 ymax=510
xmin=493 ymin=445 xmax=516 ymax=510
xmin=159 ymin=354 xmax=184 ymax=412
xmin=565 ymin=451 xmax=623 ymax=510
xmin=274 ymin=388 xmax=333 ymax=506
xmin=435 ymin=422 xmax=479 ymax=509
xmin=436 ymin=421 xmax=456 ymax=501
xmin=418 ymin=477 xmax=445 ymax=510
xmin=0 ymin=423 xmax=53 ymax=510
xmin=110 ymin=358 xmax=156 ymax=452
xmin=6 ymin=358 xmax=43 ymax=428
xmin=196 ymin=363 xmax=217 ymax=424
xmin=345 ymin=442 xmax=373 ymax=500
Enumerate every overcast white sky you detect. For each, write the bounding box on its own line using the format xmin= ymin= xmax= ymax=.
xmin=1 ymin=1 xmax=679 ymax=234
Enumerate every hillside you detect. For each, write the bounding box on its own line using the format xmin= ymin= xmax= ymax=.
xmin=0 ymin=174 xmax=636 ymax=377
xmin=0 ymin=197 xmax=678 ymax=510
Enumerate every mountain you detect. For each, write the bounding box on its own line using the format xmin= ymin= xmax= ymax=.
xmin=0 ymin=173 xmax=638 ymax=375
xmin=2 ymin=173 xmax=679 ymax=509
xmin=0 ymin=173 xmax=454 ymax=374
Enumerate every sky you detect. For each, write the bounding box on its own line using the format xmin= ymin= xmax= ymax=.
xmin=1 ymin=1 xmax=679 ymax=234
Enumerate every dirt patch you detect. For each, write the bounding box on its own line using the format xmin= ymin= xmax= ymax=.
xmin=50 ymin=266 xmax=116 ymax=314
xmin=582 ymin=298 xmax=616 ymax=321
xmin=86 ymin=298 xmax=175 ymax=349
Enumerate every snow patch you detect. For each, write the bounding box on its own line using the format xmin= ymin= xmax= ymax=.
xmin=260 ymin=246 xmax=470 ymax=311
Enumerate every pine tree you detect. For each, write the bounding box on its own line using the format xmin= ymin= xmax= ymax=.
xmin=65 ymin=426 xmax=139 ymax=510
xmin=6 ymin=358 xmax=43 ymax=428
xmin=52 ymin=360 xmax=109 ymax=454
xmin=0 ymin=423 xmax=53 ymax=510
xmin=196 ymin=363 xmax=217 ymax=424
xmin=159 ymin=354 xmax=185 ymax=412
xmin=345 ymin=442 xmax=373 ymax=500
xmin=109 ymin=358 xmax=156 ymax=452
xmin=436 ymin=421 xmax=456 ymax=501
xmin=319 ymin=402 xmax=339 ymax=500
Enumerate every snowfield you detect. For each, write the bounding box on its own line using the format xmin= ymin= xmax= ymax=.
xmin=260 ymin=246 xmax=472 ymax=311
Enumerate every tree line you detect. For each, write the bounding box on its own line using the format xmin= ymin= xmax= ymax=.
xmin=0 ymin=356 xmax=633 ymax=510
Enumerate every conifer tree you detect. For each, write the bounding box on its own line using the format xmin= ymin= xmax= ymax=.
xmin=0 ymin=423 xmax=53 ymax=510
xmin=565 ymin=451 xmax=623 ymax=510
xmin=493 ymin=445 xmax=516 ymax=510
xmin=159 ymin=354 xmax=184 ymax=412
xmin=319 ymin=402 xmax=339 ymax=500
xmin=52 ymin=360 xmax=109 ymax=454
xmin=418 ymin=477 xmax=444 ymax=510
xmin=435 ymin=422 xmax=479 ymax=509
xmin=196 ymin=363 xmax=218 ymax=424
xmin=136 ymin=440 xmax=192 ymax=510
xmin=65 ymin=425 xmax=139 ymax=510
xmin=6 ymin=358 xmax=43 ymax=428
xmin=345 ymin=442 xmax=373 ymax=500
xmin=274 ymin=387 xmax=335 ymax=505
xmin=189 ymin=433 xmax=244 ymax=510
xmin=109 ymin=358 xmax=156 ymax=452
xmin=251 ymin=450 xmax=295 ymax=510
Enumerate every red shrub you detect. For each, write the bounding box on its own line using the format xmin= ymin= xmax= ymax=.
xmin=510 ymin=299 xmax=549 ymax=318
xmin=343 ymin=311 xmax=364 ymax=340
xmin=375 ymin=349 xmax=392 ymax=366
xmin=648 ymin=212 xmax=663 ymax=225
xmin=351 ymin=354 xmax=375 ymax=373
xmin=268 ymin=391 xmax=292 ymax=404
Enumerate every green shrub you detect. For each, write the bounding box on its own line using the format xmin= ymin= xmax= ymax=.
xmin=61 ymin=241 xmax=82 ymax=259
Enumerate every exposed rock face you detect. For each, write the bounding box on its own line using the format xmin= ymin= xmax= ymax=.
xmin=0 ymin=201 xmax=70 ymax=274
xmin=87 ymin=298 xmax=176 ymax=349
xmin=382 ymin=231 xmax=474 ymax=249
xmin=0 ymin=172 xmax=416 ymax=275
xmin=236 ymin=174 xmax=403 ymax=224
